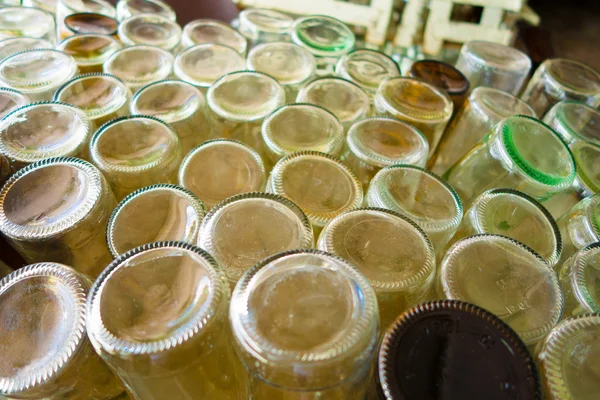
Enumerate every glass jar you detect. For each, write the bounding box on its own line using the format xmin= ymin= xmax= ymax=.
xmin=558 ymin=243 xmax=600 ymax=317
xmin=181 ymin=19 xmax=247 ymax=55
xmin=247 ymin=42 xmax=316 ymax=102
xmin=116 ymin=0 xmax=176 ymax=22
xmin=86 ymin=241 xmax=246 ymax=400
xmin=57 ymin=34 xmax=123 ymax=74
xmin=0 ymin=87 xmax=29 ymax=119
xmin=296 ymin=77 xmax=370 ymax=132
xmin=238 ymin=8 xmax=293 ymax=46
xmin=230 ymin=249 xmax=379 ymax=399
xmin=56 ymin=0 xmax=117 ymax=41
xmin=439 ymin=234 xmax=564 ymax=345
xmin=374 ymin=77 xmax=453 ymax=157
xmin=178 ymin=139 xmax=266 ymax=209
xmin=367 ymin=165 xmax=462 ymax=252
xmin=0 ymin=263 xmax=125 ymax=399
xmin=429 ymin=87 xmax=536 ymax=176
xmin=0 ymin=7 xmax=56 ymax=45
xmin=89 ymin=115 xmax=182 ymax=201
xmin=335 ymin=49 xmax=400 ymax=99
xmin=455 ymin=41 xmax=532 ymax=95
xmin=64 ymin=12 xmax=119 ymax=37
xmin=54 ymin=73 xmax=131 ymax=131
xmin=119 ymin=14 xmax=182 ymax=53
xmin=378 ymin=300 xmax=541 ymax=400
xmin=292 ymin=15 xmax=355 ymax=76
xmin=0 ymin=157 xmax=116 ymax=277
xmin=0 ymin=102 xmax=91 ymax=172
xmin=0 ymin=37 xmax=53 ymax=61
xmin=342 ymin=117 xmax=429 ymax=190
xmin=197 ymin=192 xmax=313 ymax=285
xmin=318 ymin=208 xmax=435 ymax=330
xmin=104 ymin=45 xmax=173 ymax=92
xmin=521 ymin=59 xmax=600 ymax=117
xmin=537 ymin=314 xmax=600 ymax=400
xmin=0 ymin=49 xmax=78 ymax=102
xmin=556 ymin=195 xmax=600 ymax=268
xmin=444 ymin=115 xmax=577 ymax=203
xmin=107 ymin=184 xmax=205 ymax=257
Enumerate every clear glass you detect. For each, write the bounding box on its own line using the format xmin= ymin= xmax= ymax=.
xmin=247 ymin=42 xmax=316 ymax=102
xmin=181 ymin=19 xmax=247 ymax=55
xmin=558 ymin=243 xmax=600 ymax=317
xmin=296 ymin=77 xmax=370 ymax=132
xmin=0 ymin=153 xmax=9 ymax=187
xmin=374 ymin=77 xmax=453 ymax=157
xmin=104 ymin=45 xmax=173 ymax=92
xmin=238 ymin=8 xmax=293 ymax=46
xmin=197 ymin=192 xmax=313 ymax=285
xmin=0 ymin=102 xmax=90 ymax=172
xmin=86 ymin=241 xmax=246 ymax=400
xmin=444 ymin=115 xmax=577 ymax=203
xmin=521 ymin=59 xmax=600 ymax=117
xmin=537 ymin=314 xmax=600 ymax=400
xmin=116 ymin=0 xmax=176 ymax=22
xmin=440 ymin=234 xmax=564 ymax=345
xmin=89 ymin=115 xmax=182 ymax=201
xmin=22 ymin=0 xmax=58 ymax=14
xmin=0 ymin=157 xmax=116 ymax=277
xmin=64 ymin=12 xmax=119 ymax=36
xmin=57 ymin=34 xmax=122 ymax=74
xmin=455 ymin=41 xmax=532 ymax=95
xmin=230 ymin=249 xmax=379 ymax=399
xmin=0 ymin=49 xmax=78 ymax=102
xmin=342 ymin=117 xmax=429 ymax=190
xmin=107 ymin=184 xmax=205 ymax=257
xmin=119 ymin=14 xmax=182 ymax=53
xmin=0 ymin=263 xmax=125 ymax=399
xmin=174 ymin=43 xmax=245 ymax=90
xmin=56 ymin=0 xmax=116 ymax=41
xmin=0 ymin=37 xmax=53 ymax=62
xmin=54 ymin=73 xmax=131 ymax=131
xmin=318 ymin=208 xmax=435 ymax=330
xmin=178 ymin=139 xmax=266 ymax=209
xmin=556 ymin=195 xmax=600 ymax=268
xmin=335 ymin=49 xmax=400 ymax=99
xmin=430 ymin=87 xmax=536 ymax=176
xmin=0 ymin=87 xmax=29 ymax=119
xmin=0 ymin=7 xmax=56 ymax=45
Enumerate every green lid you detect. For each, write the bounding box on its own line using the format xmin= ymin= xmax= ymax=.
xmin=291 ymin=15 xmax=355 ymax=57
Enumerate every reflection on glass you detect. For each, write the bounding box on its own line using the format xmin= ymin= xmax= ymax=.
xmin=0 ymin=7 xmax=56 ymax=45
xmin=0 ymin=87 xmax=29 ymax=119
xmin=116 ymin=0 xmax=176 ymax=22
xmin=558 ymin=243 xmax=600 ymax=317
xmin=238 ymin=8 xmax=293 ymax=46
xmin=104 ymin=45 xmax=173 ymax=92
xmin=64 ymin=12 xmax=119 ymax=36
xmin=58 ymin=34 xmax=122 ymax=74
xmin=336 ymin=49 xmax=400 ymax=99
xmin=556 ymin=194 xmax=600 ymax=268
xmin=182 ymin=19 xmax=247 ymax=55
xmin=119 ymin=14 xmax=182 ymax=53
xmin=0 ymin=37 xmax=52 ymax=61
xmin=56 ymin=0 xmax=116 ymax=40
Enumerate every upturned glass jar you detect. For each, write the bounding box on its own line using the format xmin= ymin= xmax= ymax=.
xmin=0 ymin=87 xmax=29 ymax=119
xmin=0 ymin=102 xmax=91 ymax=172
xmin=56 ymin=0 xmax=116 ymax=41
xmin=178 ymin=139 xmax=266 ymax=209
xmin=0 ymin=7 xmax=56 ymax=45
xmin=375 ymin=77 xmax=453 ymax=156
xmin=444 ymin=115 xmax=576 ymax=203
xmin=22 ymin=0 xmax=58 ymax=14
xmin=116 ymin=0 xmax=176 ymax=22
xmin=89 ymin=115 xmax=182 ymax=201
xmin=429 ymin=87 xmax=536 ymax=176
xmin=54 ymin=73 xmax=131 ymax=131
xmin=182 ymin=19 xmax=247 ymax=55
xmin=119 ymin=14 xmax=182 ymax=53
xmin=0 ymin=49 xmax=78 ymax=102
xmin=104 ymin=45 xmax=173 ymax=92
xmin=455 ymin=41 xmax=532 ymax=95
xmin=318 ymin=208 xmax=435 ymax=330
xmin=0 ymin=37 xmax=53 ymax=61
xmin=230 ymin=249 xmax=379 ymax=399
xmin=336 ymin=49 xmax=400 ymax=99
xmin=0 ymin=263 xmax=125 ymax=399
xmin=521 ymin=59 xmax=600 ymax=117
xmin=342 ymin=117 xmax=429 ymax=190
xmin=558 ymin=243 xmax=600 ymax=317
xmin=238 ymin=8 xmax=293 ymax=46
xmin=556 ymin=195 xmax=600 ymax=268
xmin=197 ymin=192 xmax=313 ymax=285
xmin=57 ymin=34 xmax=123 ymax=74
xmin=87 ymin=241 xmax=246 ymax=400
xmin=63 ymin=12 xmax=119 ymax=37
xmin=0 ymin=157 xmax=116 ymax=277
xmin=296 ymin=77 xmax=370 ymax=132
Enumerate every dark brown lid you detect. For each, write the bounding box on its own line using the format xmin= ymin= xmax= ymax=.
xmin=64 ymin=12 xmax=119 ymax=36
xmin=409 ymin=60 xmax=470 ymax=95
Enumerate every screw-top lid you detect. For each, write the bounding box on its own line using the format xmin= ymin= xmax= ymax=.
xmin=64 ymin=12 xmax=119 ymax=36
xmin=238 ymin=8 xmax=293 ymax=39
xmin=131 ymin=79 xmax=203 ymax=123
xmin=58 ymin=34 xmax=122 ymax=67
xmin=543 ymin=58 xmax=600 ymax=96
xmin=0 ymin=37 xmax=52 ymax=61
xmin=0 ymin=7 xmax=55 ymax=43
xmin=544 ymin=100 xmax=600 ymax=145
xmin=104 ymin=45 xmax=173 ymax=88
xmin=247 ymin=42 xmax=315 ymax=86
xmin=182 ymin=19 xmax=247 ymax=54
xmin=470 ymin=86 xmax=537 ymax=120
xmin=458 ymin=41 xmax=531 ymax=71
xmin=116 ymin=0 xmax=176 ymax=22
xmin=0 ymin=87 xmax=29 ymax=120
xmin=174 ymin=43 xmax=245 ymax=88
xmin=119 ymin=13 xmax=182 ymax=51
xmin=564 ymin=243 xmax=600 ymax=313
xmin=336 ymin=49 xmax=400 ymax=94
xmin=409 ymin=59 xmax=470 ymax=95
xmin=60 ymin=0 xmax=117 ymax=18
xmin=291 ymin=15 xmax=355 ymax=58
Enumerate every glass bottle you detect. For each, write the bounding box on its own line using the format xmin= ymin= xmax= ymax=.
xmin=181 ymin=19 xmax=247 ymax=55
xmin=455 ymin=41 xmax=532 ymax=95
xmin=174 ymin=43 xmax=245 ymax=92
xmin=107 ymin=184 xmax=205 ymax=257
xmin=238 ymin=8 xmax=293 ymax=46
xmin=0 ymin=87 xmax=29 ymax=119
xmin=64 ymin=12 xmax=119 ymax=37
xmin=558 ymin=243 xmax=600 ymax=317
xmin=367 ymin=165 xmax=462 ymax=252
xmin=444 ymin=115 xmax=576 ymax=203
xmin=89 ymin=115 xmax=182 ymax=201
xmin=197 ymin=192 xmax=313 ymax=285
xmin=54 ymin=73 xmax=131 ymax=131
xmin=556 ymin=195 xmax=600 ymax=268
xmin=0 ymin=102 xmax=91 ymax=172
xmin=0 ymin=36 xmax=53 ymax=62
xmin=0 ymin=6 xmax=56 ymax=45
xmin=247 ymin=42 xmax=316 ymax=102
xmin=429 ymin=87 xmax=536 ymax=176
xmin=131 ymin=80 xmax=210 ymax=156
xmin=116 ymin=0 xmax=176 ymax=22
xmin=57 ymin=34 xmax=123 ymax=74
xmin=377 ymin=300 xmax=541 ymax=400
xmin=537 ymin=314 xmax=600 ymax=400
xmin=342 ymin=117 xmax=429 ymax=190
xmin=335 ymin=49 xmax=400 ymax=99
xmin=439 ymin=234 xmax=564 ymax=345
xmin=178 ymin=139 xmax=266 ymax=209
xmin=0 ymin=49 xmax=78 ymax=102
xmin=0 ymin=157 xmax=117 ymax=277
xmin=318 ymin=208 xmax=435 ymax=330
xmin=119 ymin=14 xmax=182 ymax=53
xmin=230 ymin=249 xmax=379 ymax=399
xmin=521 ymin=58 xmax=600 ymax=117
xmin=56 ymin=0 xmax=117 ymax=41
xmin=296 ymin=77 xmax=370 ymax=132
xmin=86 ymin=241 xmax=246 ymax=400
xmin=104 ymin=45 xmax=173 ymax=92
xmin=0 ymin=263 xmax=125 ymax=399
xmin=374 ymin=77 xmax=453 ymax=156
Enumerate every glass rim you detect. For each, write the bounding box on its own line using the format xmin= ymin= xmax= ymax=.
xmin=336 ymin=48 xmax=401 ymax=90
xmin=571 ymin=242 xmax=600 ymax=313
xmin=460 ymin=40 xmax=532 ymax=71
xmin=544 ymin=58 xmax=600 ymax=94
xmin=291 ymin=14 xmax=355 ymax=57
xmin=131 ymin=78 xmax=203 ymax=123
xmin=57 ymin=33 xmax=123 ymax=66
xmin=550 ymin=99 xmax=600 ymax=145
xmin=182 ymin=19 xmax=247 ymax=54
xmin=118 ymin=12 xmax=182 ymax=51
xmin=104 ymin=44 xmax=174 ymax=85
xmin=238 ymin=8 xmax=294 ymax=34
xmin=64 ymin=12 xmax=119 ymax=36
xmin=247 ymin=41 xmax=316 ymax=85
xmin=174 ymin=42 xmax=245 ymax=88
xmin=0 ymin=86 xmax=28 ymax=100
